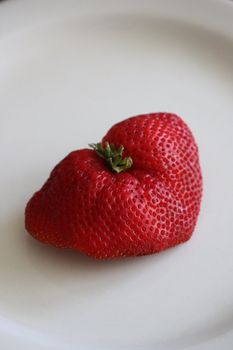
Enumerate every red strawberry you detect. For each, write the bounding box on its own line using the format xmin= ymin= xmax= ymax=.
xmin=25 ymin=113 xmax=202 ymax=259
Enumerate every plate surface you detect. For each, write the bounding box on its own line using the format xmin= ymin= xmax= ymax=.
xmin=0 ymin=0 xmax=233 ymax=349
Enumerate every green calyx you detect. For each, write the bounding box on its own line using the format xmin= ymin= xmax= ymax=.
xmin=89 ymin=142 xmax=133 ymax=173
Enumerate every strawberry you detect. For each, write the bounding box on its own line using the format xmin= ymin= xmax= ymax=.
xmin=25 ymin=113 xmax=202 ymax=259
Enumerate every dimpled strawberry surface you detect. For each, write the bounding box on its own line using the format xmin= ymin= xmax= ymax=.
xmin=25 ymin=113 xmax=202 ymax=259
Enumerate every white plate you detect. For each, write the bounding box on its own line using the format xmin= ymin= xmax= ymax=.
xmin=0 ymin=0 xmax=233 ymax=349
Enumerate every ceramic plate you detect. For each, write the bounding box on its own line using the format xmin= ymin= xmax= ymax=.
xmin=0 ymin=0 xmax=233 ymax=349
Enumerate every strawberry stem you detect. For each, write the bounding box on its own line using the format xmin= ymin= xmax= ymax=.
xmin=89 ymin=142 xmax=133 ymax=173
